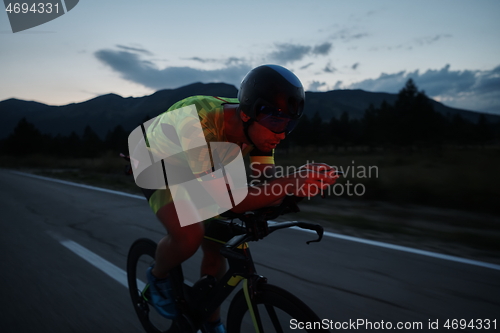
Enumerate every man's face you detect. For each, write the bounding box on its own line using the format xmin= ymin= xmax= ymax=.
xmin=247 ymin=120 xmax=286 ymax=152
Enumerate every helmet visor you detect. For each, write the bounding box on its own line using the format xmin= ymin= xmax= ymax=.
xmin=255 ymin=106 xmax=298 ymax=134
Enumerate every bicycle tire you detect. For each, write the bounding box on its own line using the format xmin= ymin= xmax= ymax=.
xmin=226 ymin=284 xmax=329 ymax=333
xmin=127 ymin=238 xmax=194 ymax=333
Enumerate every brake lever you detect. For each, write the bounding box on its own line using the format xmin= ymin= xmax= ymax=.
xmin=296 ymin=222 xmax=324 ymax=244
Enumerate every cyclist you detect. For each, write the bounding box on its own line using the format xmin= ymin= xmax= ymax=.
xmin=138 ymin=64 xmax=338 ymax=332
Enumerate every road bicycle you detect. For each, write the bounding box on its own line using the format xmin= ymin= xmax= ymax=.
xmin=126 ymin=195 xmax=329 ymax=333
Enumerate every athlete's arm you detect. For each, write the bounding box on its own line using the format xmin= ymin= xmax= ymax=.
xmin=231 ymin=168 xmax=338 ymax=213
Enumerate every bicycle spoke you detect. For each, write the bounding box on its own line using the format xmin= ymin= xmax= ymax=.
xmin=264 ymin=303 xmax=284 ymax=333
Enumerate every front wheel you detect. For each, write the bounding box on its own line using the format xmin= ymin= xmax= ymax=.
xmin=127 ymin=238 xmax=194 ymax=333
xmin=226 ymin=284 xmax=329 ymax=332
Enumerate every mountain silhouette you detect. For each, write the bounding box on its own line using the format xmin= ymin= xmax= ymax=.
xmin=0 ymin=82 xmax=497 ymax=139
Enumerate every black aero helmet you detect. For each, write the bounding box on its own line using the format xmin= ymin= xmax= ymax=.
xmin=238 ymin=65 xmax=305 ymax=134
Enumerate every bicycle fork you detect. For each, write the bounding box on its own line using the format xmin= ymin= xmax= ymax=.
xmin=243 ymin=275 xmax=268 ymax=333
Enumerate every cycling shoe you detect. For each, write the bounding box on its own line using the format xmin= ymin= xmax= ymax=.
xmin=145 ymin=266 xmax=178 ymax=319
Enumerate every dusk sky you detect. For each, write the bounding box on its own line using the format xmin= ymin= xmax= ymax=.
xmin=1 ymin=0 xmax=499 ymax=115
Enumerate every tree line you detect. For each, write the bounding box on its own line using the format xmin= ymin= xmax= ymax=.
xmin=287 ymin=79 xmax=498 ymax=149
xmin=0 ymin=121 xmax=130 ymax=158
xmin=1 ymin=80 xmax=498 ymax=158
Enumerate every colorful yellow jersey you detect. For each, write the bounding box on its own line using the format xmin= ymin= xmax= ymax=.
xmin=145 ymin=95 xmax=274 ymax=214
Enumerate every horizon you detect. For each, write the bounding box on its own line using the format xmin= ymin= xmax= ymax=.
xmin=2 ymin=1 xmax=499 ymax=115
xmin=2 ymin=81 xmax=498 ymax=117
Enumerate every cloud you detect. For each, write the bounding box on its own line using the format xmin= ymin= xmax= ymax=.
xmin=186 ymin=56 xmax=245 ymax=66
xmin=346 ymin=64 xmax=500 ymax=114
xmin=225 ymin=57 xmax=245 ymax=66
xmin=352 ymin=62 xmax=359 ymax=70
xmin=324 ymin=62 xmax=336 ymax=73
xmin=414 ymin=34 xmax=452 ymax=46
xmin=308 ymin=81 xmax=328 ymax=92
xmin=371 ymin=34 xmax=453 ymax=52
xmin=95 ymin=49 xmax=251 ymax=90
xmin=267 ymin=42 xmax=333 ymax=64
xmin=268 ymin=43 xmax=312 ymax=63
xmin=116 ymin=45 xmax=153 ymax=55
xmin=312 ymin=42 xmax=333 ymax=56
xmin=330 ymin=28 xmax=369 ymax=42
xmin=186 ymin=56 xmax=215 ymax=63
xmin=300 ymin=62 xmax=314 ymax=70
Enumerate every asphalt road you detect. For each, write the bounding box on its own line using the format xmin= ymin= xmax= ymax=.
xmin=0 ymin=170 xmax=499 ymax=332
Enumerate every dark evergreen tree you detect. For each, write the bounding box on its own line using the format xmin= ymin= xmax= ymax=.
xmin=446 ymin=114 xmax=475 ymax=144
xmin=361 ymin=79 xmax=445 ymax=147
xmin=4 ymin=118 xmax=45 ymax=155
xmin=52 ymin=131 xmax=82 ymax=157
xmin=338 ymin=111 xmax=351 ymax=144
xmin=328 ymin=115 xmax=341 ymax=147
xmin=393 ymin=79 xmax=444 ymax=146
xmin=81 ymin=125 xmax=103 ymax=157
xmin=373 ymin=100 xmax=395 ymax=145
xmin=105 ymin=125 xmax=129 ymax=152
xmin=309 ymin=111 xmax=324 ymax=146
xmin=475 ymin=115 xmax=493 ymax=144
xmin=361 ymin=104 xmax=377 ymax=144
xmin=290 ymin=114 xmax=311 ymax=147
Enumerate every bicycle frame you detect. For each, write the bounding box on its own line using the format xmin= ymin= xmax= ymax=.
xmin=168 ymin=220 xmax=258 ymax=327
xmin=168 ymin=216 xmax=323 ymax=332
xmin=122 ymin=149 xmax=328 ymax=332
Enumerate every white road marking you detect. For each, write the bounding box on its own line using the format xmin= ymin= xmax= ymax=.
xmin=60 ymin=238 xmax=136 ymax=288
xmin=10 ymin=170 xmax=146 ymax=200
xmin=47 ymin=231 xmax=194 ymax=289
xmin=16 ymin=170 xmax=500 ymax=271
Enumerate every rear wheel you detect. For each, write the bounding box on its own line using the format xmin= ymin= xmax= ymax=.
xmin=126 ymin=238 xmax=194 ymax=333
xmin=226 ymin=284 xmax=329 ymax=332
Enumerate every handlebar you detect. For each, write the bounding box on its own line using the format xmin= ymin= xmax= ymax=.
xmin=219 ymin=195 xmax=324 ymax=260
xmin=269 ymin=221 xmax=324 ymax=244
xmin=219 ymin=220 xmax=324 ymax=261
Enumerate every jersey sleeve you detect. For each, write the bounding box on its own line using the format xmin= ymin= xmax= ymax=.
xmin=249 ymin=147 xmax=275 ymax=165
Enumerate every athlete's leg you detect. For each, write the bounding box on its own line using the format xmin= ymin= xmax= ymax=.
xmin=152 ymin=200 xmax=205 ymax=279
xmin=201 ymin=238 xmax=227 ymax=323
xmin=200 ymin=238 xmax=226 ymax=278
